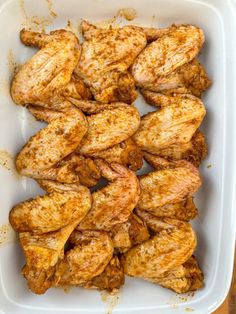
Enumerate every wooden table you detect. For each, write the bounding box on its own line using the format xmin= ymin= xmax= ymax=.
xmin=213 ymin=251 xmax=236 ymax=314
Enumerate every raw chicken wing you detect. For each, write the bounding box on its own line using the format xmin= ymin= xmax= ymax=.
xmin=77 ymin=160 xmax=140 ymax=231
xmin=133 ymin=94 xmax=206 ymax=153
xmin=132 ymin=25 xmax=204 ymax=88
xmin=122 ymin=218 xmax=196 ymax=279
xmin=110 ymin=213 xmax=150 ymax=253
xmin=83 ymin=256 xmax=124 ymax=292
xmin=11 ymin=29 xmax=91 ymax=109
xmin=54 ymin=230 xmax=113 ymax=286
xmin=16 ymin=105 xmax=88 ymax=180
xmin=21 ymin=223 xmax=76 ymax=294
xmin=143 ymin=131 xmax=207 ymax=167
xmin=88 ymin=138 xmax=143 ymax=171
xmin=137 ymin=160 xmax=201 ymax=211
xmin=136 ymin=196 xmax=197 ymax=222
xmin=128 ymin=212 xmax=202 ymax=293
xmin=140 ymin=59 xmax=211 ymax=97
xmin=68 ymin=100 xmax=140 ymax=154
xmin=74 ymin=21 xmax=146 ymax=103
xmin=9 ymin=185 xmax=91 ymax=234
xmin=149 ymin=256 xmax=203 ymax=293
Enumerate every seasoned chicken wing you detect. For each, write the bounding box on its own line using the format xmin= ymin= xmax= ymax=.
xmin=74 ymin=20 xmax=146 ymax=103
xmin=136 ymin=197 xmax=198 ymax=222
xmin=132 ymin=25 xmax=204 ymax=88
xmin=35 ymin=153 xmax=100 ymax=187
xmin=27 ymin=106 xmax=101 ymax=186
xmin=88 ymin=138 xmax=143 ymax=171
xmin=143 ymin=131 xmax=207 ymax=167
xmin=149 ymin=256 xmax=203 ymax=293
xmin=9 ymin=185 xmax=91 ymax=234
xmin=122 ymin=218 xmax=197 ymax=279
xmin=77 ymin=160 xmax=140 ymax=231
xmin=125 ymin=212 xmax=203 ymax=293
xmin=16 ymin=106 xmax=88 ymax=180
xmin=11 ymin=29 xmax=91 ymax=109
xmin=133 ymin=94 xmax=206 ymax=153
xmin=20 ymin=223 xmax=76 ymax=294
xmin=54 ymin=230 xmax=113 ymax=286
xmin=109 ymin=213 xmax=150 ymax=253
xmin=137 ymin=160 xmax=201 ymax=211
xmin=140 ymin=59 xmax=211 ymax=97
xmin=68 ymin=100 xmax=140 ymax=154
xmin=83 ymin=256 xmax=125 ymax=292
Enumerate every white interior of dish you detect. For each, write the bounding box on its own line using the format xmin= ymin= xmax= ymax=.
xmin=0 ymin=0 xmax=236 ymax=313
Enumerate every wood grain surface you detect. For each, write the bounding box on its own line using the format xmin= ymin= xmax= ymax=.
xmin=213 ymin=250 xmax=236 ymax=314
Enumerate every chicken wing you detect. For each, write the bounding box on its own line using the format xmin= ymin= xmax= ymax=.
xmin=54 ymin=230 xmax=113 ymax=286
xmin=36 ymin=153 xmax=100 ymax=187
xmin=122 ymin=218 xmax=196 ymax=278
xmin=83 ymin=256 xmax=125 ymax=292
xmin=68 ymin=100 xmax=140 ymax=154
xmin=88 ymin=138 xmax=143 ymax=171
xmin=137 ymin=160 xmax=201 ymax=211
xmin=127 ymin=210 xmax=202 ymax=292
xmin=136 ymin=197 xmax=197 ymax=222
xmin=133 ymin=94 xmax=206 ymax=153
xmin=27 ymin=105 xmax=101 ymax=186
xmin=149 ymin=256 xmax=203 ymax=293
xmin=109 ymin=213 xmax=150 ymax=253
xmin=132 ymin=25 xmax=204 ymax=88
xmin=11 ymin=29 xmax=91 ymax=109
xmin=16 ymin=105 xmax=88 ymax=180
xmin=77 ymin=160 xmax=140 ymax=231
xmin=143 ymin=131 xmax=207 ymax=167
xmin=74 ymin=20 xmax=146 ymax=103
xmin=9 ymin=185 xmax=91 ymax=234
xmin=20 ymin=223 xmax=76 ymax=294
xmin=140 ymin=59 xmax=211 ymax=97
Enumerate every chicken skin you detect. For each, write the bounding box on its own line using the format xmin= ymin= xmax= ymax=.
xmin=54 ymin=230 xmax=113 ymax=286
xmin=143 ymin=131 xmax=207 ymax=167
xmin=11 ymin=29 xmax=91 ymax=109
xmin=88 ymin=138 xmax=143 ymax=171
xmin=149 ymin=256 xmax=203 ymax=293
xmin=132 ymin=25 xmax=204 ymax=89
xmin=127 ymin=212 xmax=203 ymax=293
xmin=9 ymin=185 xmax=91 ymax=234
xmin=12 ymin=182 xmax=91 ymax=294
xmin=16 ymin=105 xmax=88 ymax=180
xmin=136 ymin=197 xmax=198 ymax=222
xmin=137 ymin=160 xmax=201 ymax=211
xmin=140 ymin=59 xmax=211 ymax=97
xmin=122 ymin=218 xmax=196 ymax=279
xmin=133 ymin=94 xmax=206 ymax=154
xmin=77 ymin=160 xmax=140 ymax=231
xmin=110 ymin=213 xmax=150 ymax=253
xmin=20 ymin=223 xmax=76 ymax=294
xmin=83 ymin=256 xmax=125 ymax=292
xmin=74 ymin=20 xmax=147 ymax=103
xmin=36 ymin=153 xmax=101 ymax=187
xmin=67 ymin=100 xmax=140 ymax=154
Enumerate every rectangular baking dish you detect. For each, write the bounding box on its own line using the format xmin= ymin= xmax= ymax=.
xmin=0 ymin=0 xmax=236 ymax=313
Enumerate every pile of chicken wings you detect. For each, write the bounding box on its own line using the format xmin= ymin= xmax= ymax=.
xmin=9 ymin=20 xmax=211 ymax=295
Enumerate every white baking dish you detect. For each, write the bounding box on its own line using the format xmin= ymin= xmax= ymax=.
xmin=0 ymin=0 xmax=236 ymax=313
